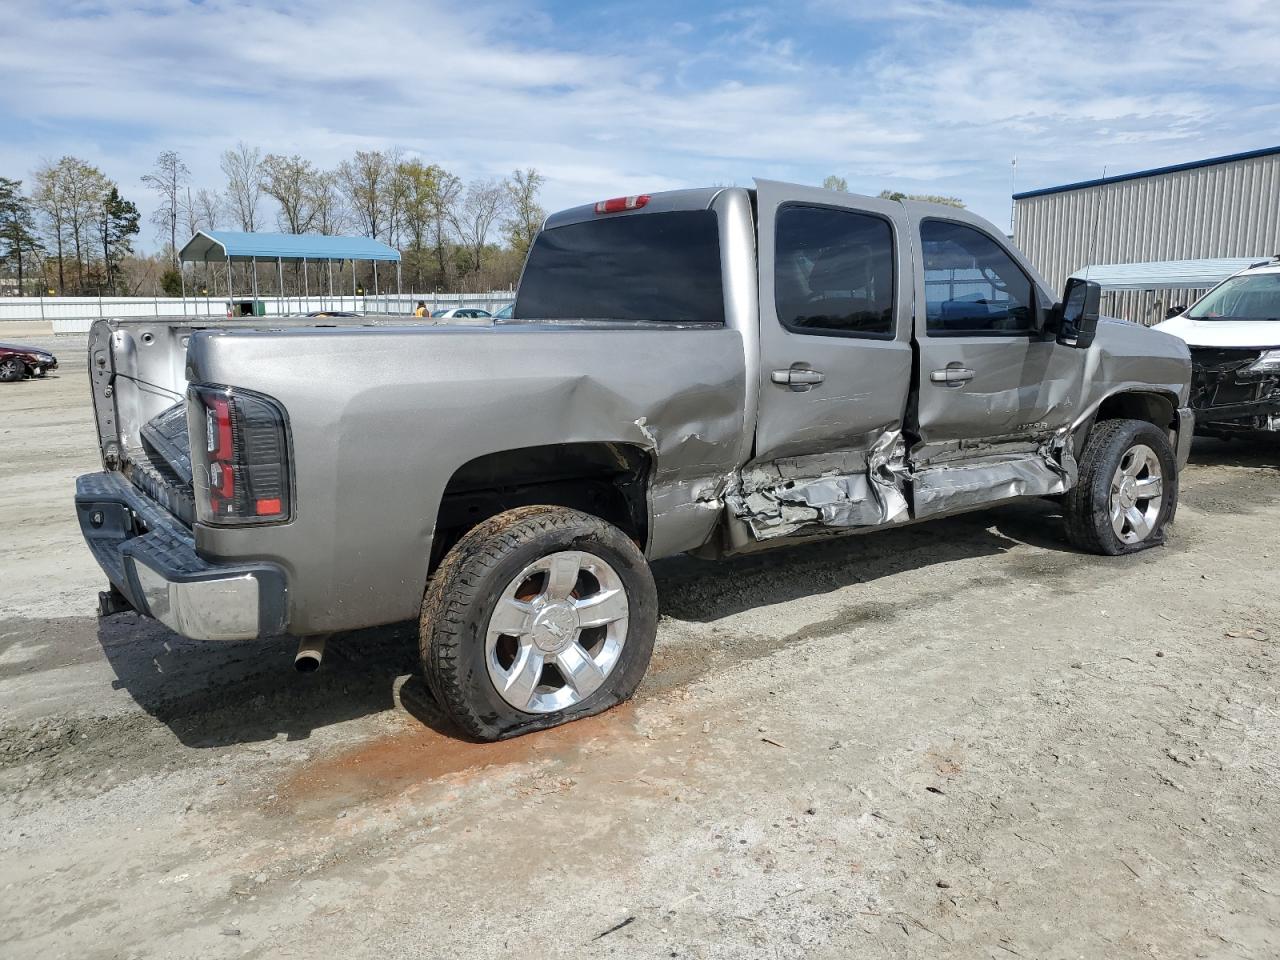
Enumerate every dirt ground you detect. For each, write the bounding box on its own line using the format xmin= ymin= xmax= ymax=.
xmin=2 ymin=335 xmax=1279 ymax=960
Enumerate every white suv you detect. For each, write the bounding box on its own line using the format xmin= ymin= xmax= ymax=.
xmin=1155 ymin=259 xmax=1280 ymax=437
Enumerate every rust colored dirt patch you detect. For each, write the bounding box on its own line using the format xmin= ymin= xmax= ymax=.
xmin=279 ymin=704 xmax=639 ymax=817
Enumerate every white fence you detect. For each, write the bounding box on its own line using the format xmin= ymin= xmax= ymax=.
xmin=0 ymin=292 xmax=515 ymax=333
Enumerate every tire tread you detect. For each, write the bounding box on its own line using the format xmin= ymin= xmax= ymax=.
xmin=420 ymin=505 xmax=650 ymax=740
xmin=1064 ymin=417 xmax=1178 ymax=556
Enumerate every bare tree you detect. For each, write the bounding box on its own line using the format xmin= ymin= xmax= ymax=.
xmin=381 ymin=148 xmax=408 ymax=247
xmin=141 ymin=150 xmax=189 ymax=266
xmin=337 ymin=150 xmax=394 ymax=239
xmin=503 ymin=168 xmax=546 ymax=261
xmin=221 ymin=142 xmax=263 ymax=231
xmin=67 ymin=162 xmax=112 ymax=290
xmin=181 ymin=187 xmax=218 ymax=293
xmin=307 ymin=170 xmax=346 ymax=236
xmin=31 ymin=156 xmax=111 ymax=292
xmin=822 ymin=175 xmax=849 ymax=192
xmin=262 ymin=154 xmax=317 ymax=233
xmin=428 ymin=169 xmax=462 ymax=286
xmin=194 ymin=188 xmax=221 ymax=231
xmin=451 ymin=178 xmax=508 ymax=278
xmin=32 ymin=159 xmax=70 ymax=292
xmin=181 ymin=187 xmax=201 ymax=240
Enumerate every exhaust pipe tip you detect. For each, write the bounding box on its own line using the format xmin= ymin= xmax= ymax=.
xmin=294 ymin=635 xmax=328 ymax=673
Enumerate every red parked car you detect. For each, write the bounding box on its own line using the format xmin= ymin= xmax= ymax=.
xmin=0 ymin=342 xmax=58 ymax=382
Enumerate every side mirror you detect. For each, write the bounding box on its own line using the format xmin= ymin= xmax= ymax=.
xmin=1165 ymin=304 xmax=1186 ymax=319
xmin=1057 ymin=277 xmax=1101 ymax=349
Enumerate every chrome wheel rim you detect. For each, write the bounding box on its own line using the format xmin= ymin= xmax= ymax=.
xmin=485 ymin=550 xmax=629 ymax=713
xmin=1109 ymin=444 xmax=1164 ymax=544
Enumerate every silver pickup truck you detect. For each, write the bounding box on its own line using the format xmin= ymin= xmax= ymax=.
xmin=76 ymin=181 xmax=1193 ymax=740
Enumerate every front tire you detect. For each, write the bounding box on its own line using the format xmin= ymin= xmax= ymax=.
xmin=0 ymin=357 xmax=26 ymax=382
xmin=1064 ymin=418 xmax=1178 ymax=555
xmin=420 ymin=505 xmax=658 ymax=741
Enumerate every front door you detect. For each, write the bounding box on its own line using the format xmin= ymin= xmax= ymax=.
xmin=904 ymin=207 xmax=1082 ymax=514
xmin=736 ymin=180 xmax=914 ymax=541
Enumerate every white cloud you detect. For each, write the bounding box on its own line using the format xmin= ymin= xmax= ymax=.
xmin=1 ymin=0 xmax=1276 ymax=245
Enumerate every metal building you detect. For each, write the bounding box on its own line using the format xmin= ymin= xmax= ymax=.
xmin=1013 ymin=145 xmax=1280 ymax=324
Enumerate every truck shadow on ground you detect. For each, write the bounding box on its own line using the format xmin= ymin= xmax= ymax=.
xmin=92 ymin=613 xmax=422 ymax=748
xmin=1188 ymin=435 xmax=1280 ymax=470
xmin=656 ymin=498 xmax=1073 ymax=622
xmin=94 ymin=499 xmax=1078 ymax=748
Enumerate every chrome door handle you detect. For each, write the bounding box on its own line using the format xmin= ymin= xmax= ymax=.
xmin=771 ymin=367 xmax=825 ymax=391
xmin=929 ymin=366 xmax=976 ymax=386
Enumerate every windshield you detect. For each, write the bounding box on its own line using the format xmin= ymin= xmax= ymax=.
xmin=515 ymin=210 xmax=724 ymax=324
xmin=1187 ymin=272 xmax=1280 ymax=321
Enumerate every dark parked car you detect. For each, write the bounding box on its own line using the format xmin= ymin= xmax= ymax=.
xmin=0 ymin=342 xmax=58 ymax=382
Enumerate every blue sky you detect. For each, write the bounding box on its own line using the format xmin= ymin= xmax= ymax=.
xmin=3 ymin=0 xmax=1278 ymax=248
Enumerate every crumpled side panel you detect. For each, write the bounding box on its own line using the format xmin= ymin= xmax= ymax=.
xmin=911 ymin=429 xmax=1078 ymax=518
xmin=726 ymin=425 xmax=909 ymax=540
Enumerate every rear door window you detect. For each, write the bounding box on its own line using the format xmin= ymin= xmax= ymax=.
xmin=515 ymin=211 xmax=724 ymax=324
xmin=774 ymin=205 xmax=896 ymax=338
xmin=921 ymin=220 xmax=1035 ymax=336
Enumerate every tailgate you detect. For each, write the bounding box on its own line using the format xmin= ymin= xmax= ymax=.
xmin=88 ymin=319 xmax=196 ymax=524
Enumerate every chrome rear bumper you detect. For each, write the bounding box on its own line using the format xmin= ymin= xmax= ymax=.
xmin=75 ymin=472 xmax=287 ymax=641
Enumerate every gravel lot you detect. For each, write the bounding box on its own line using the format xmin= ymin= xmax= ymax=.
xmin=2 ymin=334 xmax=1279 ymax=959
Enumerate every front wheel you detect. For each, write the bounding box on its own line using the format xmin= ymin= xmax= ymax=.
xmin=0 ymin=357 xmax=26 ymax=382
xmin=1064 ymin=418 xmax=1179 ymax=555
xmin=420 ymin=505 xmax=658 ymax=741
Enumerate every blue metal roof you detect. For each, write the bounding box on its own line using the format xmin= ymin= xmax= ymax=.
xmin=1013 ymin=145 xmax=1280 ymax=200
xmin=1068 ymin=257 xmax=1270 ymax=290
xmin=179 ymin=230 xmax=401 ymax=263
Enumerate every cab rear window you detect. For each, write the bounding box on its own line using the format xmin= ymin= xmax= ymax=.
xmin=515 ymin=211 xmax=724 ymax=324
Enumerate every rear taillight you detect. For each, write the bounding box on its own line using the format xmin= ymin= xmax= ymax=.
xmin=191 ymin=385 xmax=291 ymax=524
xmin=594 ymin=194 xmax=650 ymax=214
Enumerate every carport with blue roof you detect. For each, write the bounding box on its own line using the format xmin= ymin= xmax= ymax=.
xmin=178 ymin=230 xmax=402 ymax=315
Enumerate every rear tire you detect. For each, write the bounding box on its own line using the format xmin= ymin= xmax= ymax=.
xmin=420 ymin=505 xmax=658 ymax=741
xmin=1064 ymin=418 xmax=1178 ymax=555
xmin=0 ymin=357 xmax=26 ymax=382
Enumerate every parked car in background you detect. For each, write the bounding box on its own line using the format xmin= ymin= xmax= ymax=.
xmin=76 ymin=181 xmax=1193 ymax=741
xmin=0 ymin=342 xmax=58 ymax=382
xmin=493 ymin=303 xmax=515 ymax=320
xmin=431 ymin=307 xmax=492 ymax=319
xmin=1155 ymin=257 xmax=1280 ymax=437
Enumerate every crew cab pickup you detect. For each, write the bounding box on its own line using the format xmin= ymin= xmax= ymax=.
xmin=76 ymin=182 xmax=1194 ymax=740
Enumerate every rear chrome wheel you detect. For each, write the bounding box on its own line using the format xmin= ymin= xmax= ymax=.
xmin=485 ymin=550 xmax=630 ymax=713
xmin=1108 ymin=444 xmax=1164 ymax=544
xmin=420 ymin=505 xmax=657 ymax=741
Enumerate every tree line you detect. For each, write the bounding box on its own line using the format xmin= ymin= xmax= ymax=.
xmin=0 ymin=144 xmax=547 ymax=297
xmin=821 ymin=174 xmax=965 ymax=208
xmin=1 ymin=161 xmax=140 ymax=297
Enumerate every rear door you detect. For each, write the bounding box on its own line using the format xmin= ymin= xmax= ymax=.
xmin=737 ymin=181 xmax=914 ymax=538
xmin=905 ymin=207 xmax=1080 ymax=461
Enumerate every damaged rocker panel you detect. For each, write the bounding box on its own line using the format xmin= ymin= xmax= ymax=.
xmin=726 ymin=425 xmax=909 ymax=540
xmin=724 ymin=426 xmax=1079 ymax=541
